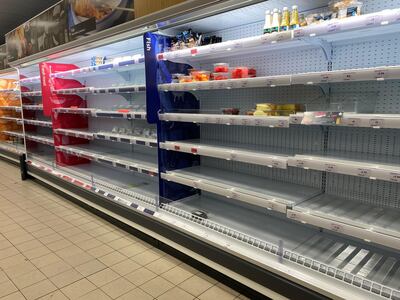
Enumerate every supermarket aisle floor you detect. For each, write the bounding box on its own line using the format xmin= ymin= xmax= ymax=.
xmin=0 ymin=160 xmax=247 ymax=300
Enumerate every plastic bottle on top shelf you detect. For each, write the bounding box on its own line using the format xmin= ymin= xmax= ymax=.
xmin=271 ymin=8 xmax=280 ymax=33
xmin=290 ymin=5 xmax=300 ymax=30
xmin=280 ymin=7 xmax=290 ymax=31
xmin=263 ymin=10 xmax=272 ymax=34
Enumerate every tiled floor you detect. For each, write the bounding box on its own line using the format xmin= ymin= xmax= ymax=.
xmin=0 ymin=160 xmax=248 ymax=300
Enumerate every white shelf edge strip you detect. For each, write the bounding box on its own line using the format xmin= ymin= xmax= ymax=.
xmin=53 ymin=85 xmax=146 ymax=94
xmin=55 ymin=145 xmax=158 ymax=177
xmin=158 ymin=8 xmax=400 ymax=62
xmin=53 ymin=108 xmax=147 ymax=120
xmin=54 ymin=128 xmax=157 ymax=147
xmin=161 ymin=171 xmax=295 ymax=214
xmin=159 ymin=113 xmax=289 ymax=128
xmin=160 ymin=141 xmax=288 ymax=168
xmin=50 ymin=56 xmax=145 ymax=78
xmin=287 ymin=209 xmax=400 ymax=251
xmin=288 ymin=155 xmax=400 ymax=183
xmin=158 ymin=65 xmax=400 ymax=91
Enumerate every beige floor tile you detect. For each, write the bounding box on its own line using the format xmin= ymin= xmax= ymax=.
xmin=140 ymin=276 xmax=174 ymax=298
xmin=96 ymin=232 xmax=122 ymax=244
xmin=161 ymin=264 xmax=197 ymax=285
xmin=21 ymin=279 xmax=57 ymax=300
xmin=31 ymin=253 xmax=62 ymax=269
xmin=0 ymin=247 xmax=20 ymax=260
xmin=0 ymin=239 xmax=13 ymax=251
xmin=63 ymin=252 xmax=94 ymax=267
xmin=38 ymin=233 xmax=64 ymax=245
xmin=46 ymin=239 xmax=73 ymax=252
xmin=55 ymin=245 xmax=84 ymax=260
xmin=87 ymin=226 xmax=111 ymax=237
xmin=110 ymin=259 xmax=141 ymax=276
xmin=87 ymin=244 xmax=114 ymax=258
xmin=100 ymin=277 xmax=135 ymax=299
xmin=79 ymin=222 xmax=99 ymax=232
xmin=98 ymin=251 xmax=126 ymax=267
xmin=87 ymin=268 xmax=120 ymax=287
xmin=49 ymin=268 xmax=84 ymax=288
xmin=118 ymin=243 xmax=148 ymax=258
xmin=14 ymin=239 xmax=43 ymax=252
xmin=31 ymin=228 xmax=56 ymax=239
xmin=124 ymin=267 xmax=157 ymax=286
xmin=116 ymin=288 xmax=153 ymax=300
xmin=61 ymin=278 xmax=96 ymax=299
xmin=179 ymin=274 xmax=215 ymax=297
xmin=75 ymin=259 xmax=107 ymax=277
xmin=198 ymin=284 xmax=238 ymax=300
xmin=236 ymin=294 xmax=250 ymax=300
xmin=107 ymin=238 xmax=133 ymax=250
xmin=77 ymin=288 xmax=111 ymax=300
xmin=158 ymin=286 xmax=195 ymax=300
xmin=0 ymin=271 xmax=8 ymax=284
xmin=75 ymin=238 xmax=103 ymax=251
xmin=131 ymin=249 xmax=162 ymax=266
xmin=38 ymin=290 xmax=69 ymax=300
xmin=23 ymin=246 xmax=52 ymax=260
xmin=11 ymin=269 xmax=46 ymax=290
xmin=0 ymin=280 xmax=18 ymax=298
xmin=1 ymin=257 xmax=33 ymax=276
xmin=8 ymin=234 xmax=35 ymax=245
xmin=67 ymin=232 xmax=92 ymax=244
xmin=39 ymin=261 xmax=72 ymax=278
xmin=58 ymin=227 xmax=83 ymax=239
xmin=146 ymin=257 xmax=179 ymax=275
xmin=0 ymin=291 xmax=26 ymax=300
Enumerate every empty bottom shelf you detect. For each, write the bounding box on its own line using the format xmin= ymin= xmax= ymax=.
xmin=167 ymin=194 xmax=400 ymax=291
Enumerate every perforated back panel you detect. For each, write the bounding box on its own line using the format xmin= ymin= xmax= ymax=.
xmin=190 ymin=0 xmax=400 ymax=209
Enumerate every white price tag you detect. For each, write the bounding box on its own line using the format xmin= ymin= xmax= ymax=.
xmin=239 ymin=80 xmax=248 ymax=88
xmin=230 ymin=152 xmax=237 ymax=160
xmin=240 ymin=118 xmax=249 ymax=126
xmin=344 ymin=118 xmax=361 ymax=127
xmin=233 ymin=41 xmax=243 ymax=49
xmin=294 ymin=159 xmax=307 ymax=168
xmin=214 ymin=117 xmax=222 ymax=124
xmin=357 ymin=168 xmax=371 ymax=177
xmin=271 ymin=159 xmax=285 ymax=169
xmin=287 ymin=211 xmax=299 ymax=220
xmin=330 ymin=223 xmax=343 ymax=233
xmin=366 ymin=15 xmax=382 ymax=26
xmin=327 ymin=21 xmax=341 ymax=33
xmin=277 ymin=119 xmax=288 ymax=127
xmin=320 ymin=73 xmax=331 ymax=83
xmin=324 ymin=163 xmax=337 ymax=172
xmin=266 ymin=78 xmax=277 ymax=87
xmin=343 ymin=72 xmax=354 ymax=81
xmin=293 ymin=28 xmax=305 ymax=38
xmin=389 ymin=172 xmax=400 ymax=182
xmin=369 ymin=119 xmax=384 ymax=128
xmin=374 ymin=69 xmax=387 ymax=79
xmin=254 ymin=119 xmax=262 ymax=126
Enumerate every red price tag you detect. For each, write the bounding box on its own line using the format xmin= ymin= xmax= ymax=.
xmin=190 ymin=49 xmax=198 ymax=55
xmin=157 ymin=54 xmax=164 ymax=60
xmin=191 ymin=148 xmax=198 ymax=154
xmin=174 ymin=145 xmax=180 ymax=151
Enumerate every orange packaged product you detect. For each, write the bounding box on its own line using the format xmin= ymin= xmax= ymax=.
xmin=192 ymin=71 xmax=211 ymax=81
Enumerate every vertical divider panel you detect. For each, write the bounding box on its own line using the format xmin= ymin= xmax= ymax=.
xmin=40 ymin=62 xmax=89 ymax=166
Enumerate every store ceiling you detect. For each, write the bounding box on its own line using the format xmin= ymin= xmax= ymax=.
xmin=0 ymin=0 xmax=59 ymax=44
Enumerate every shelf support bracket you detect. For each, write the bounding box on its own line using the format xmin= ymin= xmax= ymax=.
xmin=302 ymin=38 xmax=333 ymax=63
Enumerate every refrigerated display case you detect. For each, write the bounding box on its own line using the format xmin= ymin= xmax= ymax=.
xmin=0 ymin=68 xmax=24 ymax=163
xmin=8 ymin=0 xmax=400 ymax=299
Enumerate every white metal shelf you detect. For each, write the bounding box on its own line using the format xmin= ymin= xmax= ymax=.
xmin=23 ymin=119 xmax=52 ymax=128
xmin=55 ymin=144 xmax=158 ymax=177
xmin=22 ymin=104 xmax=43 ymax=111
xmin=158 ymin=9 xmax=400 ymax=64
xmin=20 ymin=76 xmax=41 ymax=85
xmin=0 ymin=89 xmax=19 ymax=93
xmin=0 ymin=106 xmax=21 ymax=112
xmin=0 ymin=116 xmax=21 ymax=122
xmin=159 ymin=112 xmax=289 ymax=128
xmin=162 ymin=166 xmax=321 ymax=213
xmin=160 ymin=139 xmax=290 ymax=168
xmin=163 ymin=194 xmax=400 ymax=299
xmin=288 ymin=151 xmax=400 ymax=183
xmin=53 ymin=107 xmax=147 ymax=120
xmin=0 ymin=140 xmax=24 ymax=155
xmin=2 ymin=131 xmax=23 ymax=138
xmin=288 ymin=194 xmax=400 ymax=251
xmin=21 ymin=91 xmax=42 ymax=97
xmin=53 ymin=84 xmax=146 ymax=95
xmin=50 ymin=57 xmax=145 ymax=79
xmin=158 ymin=65 xmax=400 ymax=92
xmin=54 ymin=128 xmax=157 ymax=147
xmin=290 ymin=112 xmax=400 ymax=128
